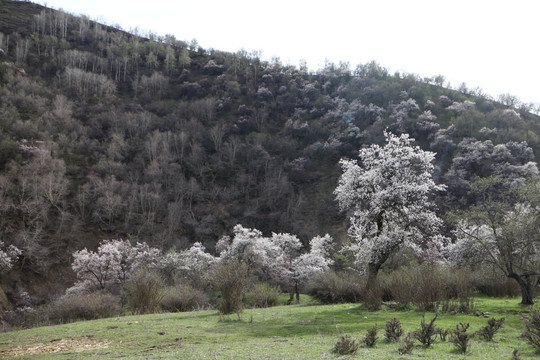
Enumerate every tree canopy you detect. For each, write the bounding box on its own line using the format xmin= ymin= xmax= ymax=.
xmin=335 ymin=131 xmax=446 ymax=287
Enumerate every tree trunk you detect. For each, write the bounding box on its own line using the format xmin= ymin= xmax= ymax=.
xmin=366 ymin=262 xmax=381 ymax=293
xmin=365 ymin=212 xmax=385 ymax=292
xmin=287 ymin=292 xmax=293 ymax=305
xmin=287 ymin=282 xmax=300 ymax=305
xmin=509 ymin=274 xmax=534 ymax=305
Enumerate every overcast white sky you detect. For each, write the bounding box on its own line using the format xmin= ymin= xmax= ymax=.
xmin=39 ymin=0 xmax=540 ymax=105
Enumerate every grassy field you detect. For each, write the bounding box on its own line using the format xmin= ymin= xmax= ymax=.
xmin=0 ymin=296 xmax=538 ymax=359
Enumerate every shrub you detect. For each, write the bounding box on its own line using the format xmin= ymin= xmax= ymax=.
xmin=332 ymin=334 xmax=359 ymax=355
xmin=524 ymin=308 xmax=540 ymax=351
xmin=126 ymin=269 xmax=166 ymax=314
xmin=2 ymin=306 xmax=39 ymax=329
xmin=160 ymin=284 xmax=210 ymax=312
xmin=413 ymin=266 xmax=450 ymax=311
xmin=385 ymin=317 xmax=403 ymax=341
xmin=245 ymin=283 xmax=281 ymax=308
xmin=472 ymin=268 xmax=520 ymax=297
xmin=440 ymin=297 xmax=475 ymax=314
xmin=306 ymin=270 xmax=364 ymax=304
xmin=49 ymin=292 xmax=121 ymax=323
xmin=450 ymin=322 xmax=472 ymax=353
xmin=414 ymin=315 xmax=438 ymax=347
xmin=438 ymin=327 xmax=450 ymax=341
xmin=212 ymin=261 xmax=250 ymax=316
xmin=380 ymin=264 xmax=474 ymax=311
xmin=363 ymin=326 xmax=378 ymax=347
xmin=398 ymin=332 xmax=415 ymax=355
xmin=444 ymin=267 xmax=474 ymax=300
xmin=476 ymin=317 xmax=505 ymax=341
xmin=379 ymin=270 xmax=414 ymax=306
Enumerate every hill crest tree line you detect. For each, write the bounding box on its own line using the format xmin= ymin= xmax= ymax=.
xmin=1 ymin=0 xmax=540 ymax=326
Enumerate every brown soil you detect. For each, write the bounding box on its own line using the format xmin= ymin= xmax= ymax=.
xmin=0 ymin=337 xmax=111 ymax=357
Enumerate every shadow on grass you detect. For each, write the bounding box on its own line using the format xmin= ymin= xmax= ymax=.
xmin=202 ymin=296 xmax=534 ymax=340
xmin=206 ymin=303 xmax=398 ymax=338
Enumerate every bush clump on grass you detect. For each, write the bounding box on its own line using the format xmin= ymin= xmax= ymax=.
xmin=126 ymin=269 xmax=166 ymax=314
xmin=363 ymin=326 xmax=378 ymax=347
xmin=245 ymin=282 xmax=281 ymax=308
xmin=524 ymin=308 xmax=540 ymax=351
xmin=476 ymin=317 xmax=505 ymax=341
xmin=414 ymin=315 xmax=438 ymax=347
xmin=2 ymin=306 xmax=41 ymax=330
xmin=438 ymin=327 xmax=450 ymax=341
xmin=160 ymin=284 xmax=210 ymax=312
xmin=380 ymin=264 xmax=474 ymax=311
xmin=212 ymin=261 xmax=250 ymax=316
xmin=398 ymin=332 xmax=415 ymax=355
xmin=472 ymin=267 xmax=520 ymax=297
xmin=450 ymin=322 xmax=472 ymax=353
xmin=385 ymin=317 xmax=403 ymax=341
xmin=306 ymin=270 xmax=363 ymax=304
xmin=440 ymin=297 xmax=475 ymax=314
xmin=49 ymin=291 xmax=121 ymax=323
xmin=332 ymin=334 xmax=359 ymax=355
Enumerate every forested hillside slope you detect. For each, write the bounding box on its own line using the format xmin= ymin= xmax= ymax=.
xmin=1 ymin=0 xmax=539 ymax=302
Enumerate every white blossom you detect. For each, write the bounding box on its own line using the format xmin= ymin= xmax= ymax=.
xmin=292 ymin=234 xmax=334 ymax=285
xmin=180 ymin=242 xmax=216 ymax=273
xmin=70 ymin=239 xmax=161 ymax=292
xmin=0 ymin=241 xmax=22 ymax=272
xmin=335 ymin=131 xmax=446 ymax=274
xmin=450 ymin=203 xmax=540 ymax=268
xmin=218 ymin=225 xmax=333 ymax=291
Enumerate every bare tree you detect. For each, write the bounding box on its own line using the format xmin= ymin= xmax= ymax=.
xmin=209 ymin=122 xmax=226 ymax=154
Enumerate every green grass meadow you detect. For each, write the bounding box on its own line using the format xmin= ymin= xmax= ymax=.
xmin=0 ymin=296 xmax=537 ymax=359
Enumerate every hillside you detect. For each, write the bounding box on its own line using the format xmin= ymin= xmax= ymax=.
xmin=1 ymin=0 xmax=540 ymax=304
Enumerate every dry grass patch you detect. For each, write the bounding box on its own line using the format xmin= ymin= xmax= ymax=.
xmin=0 ymin=337 xmax=111 ymax=357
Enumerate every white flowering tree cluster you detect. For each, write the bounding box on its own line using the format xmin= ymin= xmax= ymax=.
xmin=0 ymin=241 xmax=21 ymax=273
xmin=291 ymin=234 xmax=334 ymax=299
xmin=335 ymin=131 xmax=446 ymax=289
xmin=69 ymin=226 xmax=333 ymax=302
xmin=70 ymin=239 xmax=161 ymax=293
xmin=159 ymin=242 xmax=216 ymax=285
xmin=449 ymin=178 xmax=540 ymax=305
xmin=451 ymin=204 xmax=540 ymax=305
xmin=216 ymin=224 xmax=333 ymax=302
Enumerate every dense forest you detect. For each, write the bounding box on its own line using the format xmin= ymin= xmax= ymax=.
xmin=1 ymin=0 xmax=540 ymax=312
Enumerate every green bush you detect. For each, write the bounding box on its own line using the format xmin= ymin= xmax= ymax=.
xmin=306 ymin=270 xmax=364 ymax=304
xmin=126 ymin=269 xmax=166 ymax=314
xmin=160 ymin=284 xmax=210 ymax=312
xmin=49 ymin=292 xmax=121 ymax=323
xmin=245 ymin=283 xmax=282 ymax=308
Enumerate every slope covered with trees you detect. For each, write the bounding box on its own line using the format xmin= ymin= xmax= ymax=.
xmin=1 ymin=0 xmax=540 ymax=308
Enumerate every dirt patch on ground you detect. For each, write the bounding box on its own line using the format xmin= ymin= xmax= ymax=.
xmin=0 ymin=337 xmax=112 ymax=357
